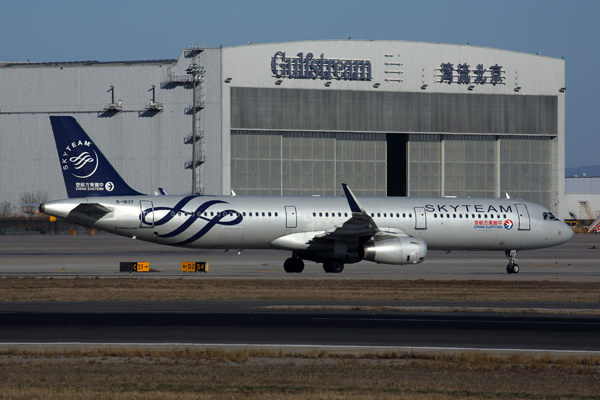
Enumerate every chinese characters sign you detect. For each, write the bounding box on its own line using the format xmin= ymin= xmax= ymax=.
xmin=438 ymin=63 xmax=505 ymax=85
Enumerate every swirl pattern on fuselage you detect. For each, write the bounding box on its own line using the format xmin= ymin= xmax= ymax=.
xmin=140 ymin=196 xmax=243 ymax=245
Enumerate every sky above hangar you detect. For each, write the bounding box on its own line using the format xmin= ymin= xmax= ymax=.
xmin=2 ymin=0 xmax=596 ymax=169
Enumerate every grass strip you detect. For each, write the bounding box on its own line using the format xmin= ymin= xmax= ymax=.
xmin=1 ymin=278 xmax=600 ymax=302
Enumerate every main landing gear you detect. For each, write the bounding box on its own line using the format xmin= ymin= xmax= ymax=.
xmin=505 ymin=250 xmax=519 ymax=274
xmin=283 ymin=257 xmax=304 ymax=273
xmin=323 ymin=258 xmax=344 ymax=273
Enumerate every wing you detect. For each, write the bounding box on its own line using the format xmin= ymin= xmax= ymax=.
xmin=271 ymin=184 xmax=407 ymax=251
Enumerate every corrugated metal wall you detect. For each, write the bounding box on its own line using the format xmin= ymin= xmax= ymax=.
xmin=0 ymin=50 xmax=224 ymax=208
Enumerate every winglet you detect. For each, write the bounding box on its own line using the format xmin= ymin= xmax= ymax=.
xmin=342 ymin=183 xmax=366 ymax=214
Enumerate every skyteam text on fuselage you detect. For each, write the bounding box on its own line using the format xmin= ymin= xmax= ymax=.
xmin=40 ymin=116 xmax=573 ymax=274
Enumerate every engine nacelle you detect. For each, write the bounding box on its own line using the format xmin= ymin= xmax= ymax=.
xmin=359 ymin=237 xmax=427 ymax=265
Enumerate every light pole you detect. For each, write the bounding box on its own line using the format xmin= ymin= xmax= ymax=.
xmin=186 ymin=64 xmax=202 ymax=194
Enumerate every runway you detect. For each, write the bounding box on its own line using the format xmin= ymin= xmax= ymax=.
xmin=0 ymin=232 xmax=599 ymax=280
xmin=1 ymin=233 xmax=599 ymax=354
xmin=0 ymin=301 xmax=599 ymax=355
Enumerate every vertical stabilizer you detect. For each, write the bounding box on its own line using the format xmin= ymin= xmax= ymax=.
xmin=49 ymin=116 xmax=143 ymax=198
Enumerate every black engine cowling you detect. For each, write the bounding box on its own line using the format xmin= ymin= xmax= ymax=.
xmin=359 ymin=237 xmax=427 ymax=265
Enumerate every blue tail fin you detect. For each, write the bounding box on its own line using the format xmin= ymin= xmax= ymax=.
xmin=50 ymin=116 xmax=143 ymax=198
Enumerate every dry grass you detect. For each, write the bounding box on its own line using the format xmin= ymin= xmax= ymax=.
xmin=0 ymin=348 xmax=599 ymax=399
xmin=0 ymin=277 xmax=600 ymax=302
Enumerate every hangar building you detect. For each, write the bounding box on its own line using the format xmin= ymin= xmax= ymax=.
xmin=0 ymin=41 xmax=566 ymax=215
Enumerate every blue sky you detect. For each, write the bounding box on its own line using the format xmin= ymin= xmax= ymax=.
xmin=2 ymin=0 xmax=597 ymax=168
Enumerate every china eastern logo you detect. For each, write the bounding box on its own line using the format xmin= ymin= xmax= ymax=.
xmin=61 ymin=140 xmax=98 ymax=178
xmin=504 ymin=220 xmax=513 ymax=230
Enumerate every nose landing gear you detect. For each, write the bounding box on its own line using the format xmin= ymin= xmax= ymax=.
xmin=505 ymin=250 xmax=519 ymax=274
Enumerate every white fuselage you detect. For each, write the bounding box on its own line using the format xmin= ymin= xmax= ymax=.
xmin=42 ymin=194 xmax=573 ymax=253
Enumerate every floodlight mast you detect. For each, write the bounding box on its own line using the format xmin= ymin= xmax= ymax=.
xmin=186 ymin=63 xmax=202 ymax=195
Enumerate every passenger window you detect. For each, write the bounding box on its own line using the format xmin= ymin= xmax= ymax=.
xmin=403 ymin=213 xmax=406 ymax=218
xmin=409 ymin=214 xmax=412 ymax=218
xmin=210 ymin=212 xmax=213 ymax=216
xmin=484 ymin=214 xmax=487 ymax=218
xmin=396 ymin=213 xmax=399 ymax=218
xmin=434 ymin=213 xmax=437 ymax=218
xmin=453 ymin=214 xmax=456 ymax=218
xmin=459 ymin=214 xmax=462 ymax=218
xmin=313 ymin=212 xmax=316 ymax=217
xmin=268 ymin=212 xmax=271 ymax=217
xmin=319 ymin=212 xmax=322 ymax=217
xmin=243 ymin=212 xmax=246 ymax=216
xmin=377 ymin=213 xmax=380 ymax=217
xmin=478 ymin=214 xmax=481 ymax=218
xmin=275 ymin=212 xmax=278 ymax=217
xmin=344 ymin=213 xmax=348 ymax=217
xmin=440 ymin=214 xmax=444 ymax=218
xmin=503 ymin=214 xmax=506 ymax=219
xmin=371 ymin=213 xmax=374 ymax=217
xmin=446 ymin=214 xmax=450 ymax=218
xmin=262 ymin=212 xmax=265 ymax=217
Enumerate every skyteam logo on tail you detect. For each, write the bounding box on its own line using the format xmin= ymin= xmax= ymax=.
xmin=61 ymin=140 xmax=98 ymax=178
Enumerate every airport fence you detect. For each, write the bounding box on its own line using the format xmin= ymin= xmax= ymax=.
xmin=0 ymin=218 xmax=93 ymax=235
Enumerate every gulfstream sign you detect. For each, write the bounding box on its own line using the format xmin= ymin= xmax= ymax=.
xmin=271 ymin=51 xmax=372 ymax=81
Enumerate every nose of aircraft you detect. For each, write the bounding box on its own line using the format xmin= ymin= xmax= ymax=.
xmin=560 ymin=222 xmax=574 ymax=243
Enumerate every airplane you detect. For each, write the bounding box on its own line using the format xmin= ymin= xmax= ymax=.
xmin=40 ymin=116 xmax=573 ymax=274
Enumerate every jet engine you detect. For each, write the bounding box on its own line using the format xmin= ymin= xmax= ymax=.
xmin=359 ymin=237 xmax=427 ymax=265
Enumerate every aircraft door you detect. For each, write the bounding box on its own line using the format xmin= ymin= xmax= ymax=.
xmin=285 ymin=206 xmax=297 ymax=228
xmin=515 ymin=203 xmax=530 ymax=230
xmin=414 ymin=207 xmax=427 ymax=229
xmin=139 ymin=200 xmax=154 ymax=228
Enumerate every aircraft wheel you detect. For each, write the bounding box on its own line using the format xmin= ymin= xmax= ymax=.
xmin=324 ymin=258 xmax=344 ymax=273
xmin=284 ymin=258 xmax=295 ymax=273
xmin=284 ymin=258 xmax=304 ymax=273
xmin=512 ymin=264 xmax=520 ymax=274
xmin=292 ymin=258 xmax=304 ymax=273
xmin=506 ymin=264 xmax=513 ymax=274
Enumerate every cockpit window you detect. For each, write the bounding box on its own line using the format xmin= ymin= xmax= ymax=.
xmin=543 ymin=212 xmax=559 ymax=221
